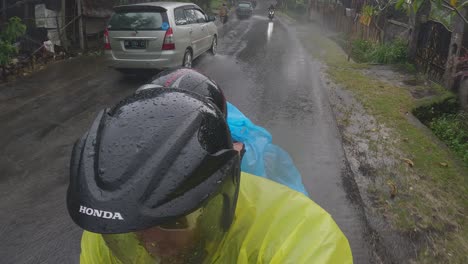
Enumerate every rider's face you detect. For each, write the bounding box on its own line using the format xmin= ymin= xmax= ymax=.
xmin=136 ymin=226 xmax=197 ymax=262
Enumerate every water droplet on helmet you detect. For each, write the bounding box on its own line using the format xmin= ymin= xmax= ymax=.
xmin=136 ymin=142 xmax=143 ymax=150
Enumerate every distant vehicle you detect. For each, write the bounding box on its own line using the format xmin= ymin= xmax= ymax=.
xmin=268 ymin=9 xmax=274 ymax=20
xmin=236 ymin=2 xmax=253 ymax=19
xmin=104 ymin=2 xmax=218 ymax=73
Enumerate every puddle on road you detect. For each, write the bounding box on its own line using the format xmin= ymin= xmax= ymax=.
xmin=194 ymin=54 xmax=259 ymax=116
xmin=267 ymin=22 xmax=274 ymax=42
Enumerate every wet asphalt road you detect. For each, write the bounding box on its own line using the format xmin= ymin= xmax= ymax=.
xmin=0 ymin=5 xmax=373 ymax=264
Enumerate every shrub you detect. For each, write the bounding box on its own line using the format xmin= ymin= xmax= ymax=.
xmin=0 ymin=17 xmax=26 ymax=69
xmin=429 ymin=112 xmax=468 ymax=165
xmin=351 ymin=39 xmax=408 ymax=64
xmin=351 ymin=39 xmax=373 ymax=63
xmin=369 ymin=39 xmax=407 ymax=64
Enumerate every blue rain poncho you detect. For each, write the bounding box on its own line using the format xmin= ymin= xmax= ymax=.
xmin=226 ymin=103 xmax=308 ymax=196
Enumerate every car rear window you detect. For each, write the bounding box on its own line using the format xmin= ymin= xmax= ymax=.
xmin=108 ymin=10 xmax=168 ymax=31
xmin=238 ymin=3 xmax=251 ymax=8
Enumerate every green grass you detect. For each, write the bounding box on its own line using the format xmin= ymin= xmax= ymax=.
xmin=413 ymin=94 xmax=468 ymax=165
xmin=429 ymin=113 xmax=468 ymax=164
xmin=350 ymin=39 xmax=408 ymax=64
xmin=296 ymin=21 xmax=468 ymax=263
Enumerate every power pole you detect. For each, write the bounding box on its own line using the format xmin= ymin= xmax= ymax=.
xmin=2 ymin=0 xmax=6 ymax=21
xmin=60 ymin=0 xmax=69 ymax=50
xmin=77 ymin=0 xmax=84 ymax=50
xmin=444 ymin=9 xmax=467 ymax=90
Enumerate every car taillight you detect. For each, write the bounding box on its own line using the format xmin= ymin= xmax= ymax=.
xmin=104 ymin=28 xmax=111 ymax=50
xmin=162 ymin=27 xmax=175 ymax=50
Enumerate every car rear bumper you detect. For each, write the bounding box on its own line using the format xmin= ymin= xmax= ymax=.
xmin=104 ymin=50 xmax=182 ymax=70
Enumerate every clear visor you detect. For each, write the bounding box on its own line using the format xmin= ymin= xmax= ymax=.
xmin=102 ymin=193 xmax=229 ymax=264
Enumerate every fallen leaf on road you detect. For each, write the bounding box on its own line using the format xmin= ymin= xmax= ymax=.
xmin=402 ymin=158 xmax=414 ymax=167
xmin=387 ymin=181 xmax=397 ymax=199
xmin=439 ymin=162 xmax=448 ymax=167
xmin=371 ymin=128 xmax=377 ymax=132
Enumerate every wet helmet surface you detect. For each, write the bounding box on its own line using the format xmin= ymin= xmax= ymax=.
xmin=137 ymin=68 xmax=227 ymax=117
xmin=67 ymin=89 xmax=240 ymax=234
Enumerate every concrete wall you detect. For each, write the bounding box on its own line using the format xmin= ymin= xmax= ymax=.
xmin=383 ymin=20 xmax=411 ymax=43
xmin=85 ymin=17 xmax=107 ymax=35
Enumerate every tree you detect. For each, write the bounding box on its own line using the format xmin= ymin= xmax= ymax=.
xmin=395 ymin=0 xmax=468 ymax=23
xmin=0 ymin=17 xmax=26 ymax=79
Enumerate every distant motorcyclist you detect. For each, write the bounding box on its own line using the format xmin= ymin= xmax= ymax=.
xmin=268 ymin=4 xmax=275 ymax=20
xmin=219 ymin=3 xmax=229 ymax=24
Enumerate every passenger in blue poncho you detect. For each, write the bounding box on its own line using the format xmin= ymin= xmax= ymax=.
xmin=136 ymin=68 xmax=308 ymax=196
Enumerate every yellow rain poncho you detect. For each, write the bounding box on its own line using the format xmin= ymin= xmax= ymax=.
xmin=80 ymin=172 xmax=352 ymax=264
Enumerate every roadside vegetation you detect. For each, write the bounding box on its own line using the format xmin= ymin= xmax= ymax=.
xmin=414 ymin=98 xmax=468 ymax=165
xmin=351 ymin=39 xmax=408 ymax=64
xmin=429 ymin=113 xmax=468 ymax=164
xmin=342 ymin=21 xmax=468 ymax=171
xmin=210 ymin=0 xmax=225 ymax=9
xmin=0 ymin=17 xmax=26 ymax=80
xmin=286 ymin=13 xmax=468 ymax=263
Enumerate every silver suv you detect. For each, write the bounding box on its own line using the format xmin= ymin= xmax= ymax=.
xmin=104 ymin=2 xmax=218 ymax=72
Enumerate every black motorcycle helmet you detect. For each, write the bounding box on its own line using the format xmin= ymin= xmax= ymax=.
xmin=67 ymin=89 xmax=240 ymax=262
xmin=136 ymin=67 xmax=227 ymax=118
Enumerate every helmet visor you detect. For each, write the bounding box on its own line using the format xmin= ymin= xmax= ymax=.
xmin=102 ymin=192 xmax=230 ymax=264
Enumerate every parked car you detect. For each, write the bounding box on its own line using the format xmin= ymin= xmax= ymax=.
xmin=236 ymin=2 xmax=253 ymax=19
xmin=104 ymin=2 xmax=218 ymax=72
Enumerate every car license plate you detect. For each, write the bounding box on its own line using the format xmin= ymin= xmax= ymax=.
xmin=124 ymin=40 xmax=146 ymax=49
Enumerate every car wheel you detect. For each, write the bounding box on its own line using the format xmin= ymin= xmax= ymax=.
xmin=210 ymin=36 xmax=217 ymax=55
xmin=183 ymin=49 xmax=192 ymax=68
